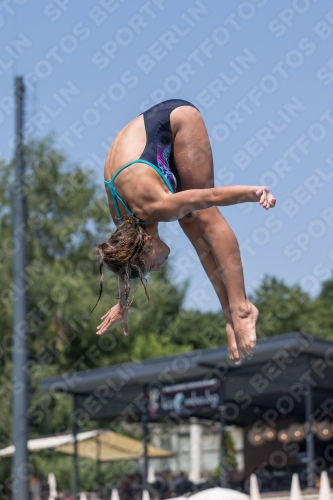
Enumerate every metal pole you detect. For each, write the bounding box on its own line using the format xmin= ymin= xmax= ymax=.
xmin=304 ymin=358 xmax=315 ymax=489
xmin=73 ymin=395 xmax=79 ymax=499
xmin=12 ymin=76 xmax=29 ymax=500
xmin=219 ymin=380 xmax=227 ymax=488
xmin=142 ymin=385 xmax=149 ymax=493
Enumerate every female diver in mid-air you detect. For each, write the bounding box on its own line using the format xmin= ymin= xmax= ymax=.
xmin=94 ymin=99 xmax=276 ymax=364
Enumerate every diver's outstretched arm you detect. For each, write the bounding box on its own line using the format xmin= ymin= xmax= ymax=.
xmin=149 ymin=185 xmax=276 ymax=222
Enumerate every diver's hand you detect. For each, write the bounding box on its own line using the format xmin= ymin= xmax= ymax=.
xmin=255 ymin=186 xmax=276 ymax=210
xmin=96 ymin=302 xmax=129 ymax=336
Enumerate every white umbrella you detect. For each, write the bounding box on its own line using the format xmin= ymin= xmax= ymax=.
xmin=111 ymin=489 xmax=121 ymax=500
xmin=0 ymin=429 xmax=172 ymax=461
xmin=0 ymin=430 xmax=99 ymax=457
xmin=290 ymin=474 xmax=303 ymax=500
xmin=319 ymin=471 xmax=331 ymax=500
xmin=142 ymin=489 xmax=151 ymax=500
xmin=48 ymin=472 xmax=57 ymax=500
xmin=250 ymin=474 xmax=261 ymax=500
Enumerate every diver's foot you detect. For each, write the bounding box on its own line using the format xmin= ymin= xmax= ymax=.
xmin=226 ymin=322 xmax=242 ymax=365
xmin=232 ymin=301 xmax=259 ymax=358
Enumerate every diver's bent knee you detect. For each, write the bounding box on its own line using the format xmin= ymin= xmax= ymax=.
xmin=178 ymin=213 xmax=196 ymax=228
xmin=194 ymin=207 xmax=220 ymax=223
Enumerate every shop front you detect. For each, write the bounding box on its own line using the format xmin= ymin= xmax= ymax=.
xmin=41 ymin=332 xmax=333 ymax=494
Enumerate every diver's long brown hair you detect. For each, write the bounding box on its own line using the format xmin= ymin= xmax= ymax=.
xmin=92 ymin=218 xmax=151 ymax=312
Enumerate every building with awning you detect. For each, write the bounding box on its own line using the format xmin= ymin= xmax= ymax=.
xmin=39 ymin=332 xmax=333 ymax=492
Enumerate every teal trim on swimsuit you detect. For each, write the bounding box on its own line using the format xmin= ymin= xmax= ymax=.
xmin=104 ymin=158 xmax=175 ymax=225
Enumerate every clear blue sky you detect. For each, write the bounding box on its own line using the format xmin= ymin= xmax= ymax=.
xmin=1 ymin=0 xmax=333 ymax=312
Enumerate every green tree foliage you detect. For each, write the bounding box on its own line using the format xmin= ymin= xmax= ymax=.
xmin=213 ymin=429 xmax=237 ymax=480
xmin=311 ymin=275 xmax=333 ymax=338
xmin=249 ymin=276 xmax=313 ymax=339
xmin=249 ymin=274 xmax=333 ymax=340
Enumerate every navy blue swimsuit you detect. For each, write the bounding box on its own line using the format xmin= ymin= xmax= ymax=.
xmin=104 ymin=99 xmax=198 ymax=224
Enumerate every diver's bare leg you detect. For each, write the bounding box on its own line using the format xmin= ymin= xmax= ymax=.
xmin=171 ymin=106 xmax=258 ymax=357
xmin=179 ymin=214 xmax=241 ymax=363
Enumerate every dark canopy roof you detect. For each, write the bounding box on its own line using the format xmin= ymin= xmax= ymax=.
xmin=40 ymin=333 xmax=333 ymax=426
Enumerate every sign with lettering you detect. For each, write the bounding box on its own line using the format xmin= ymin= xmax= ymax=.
xmin=148 ymin=379 xmax=220 ymax=417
